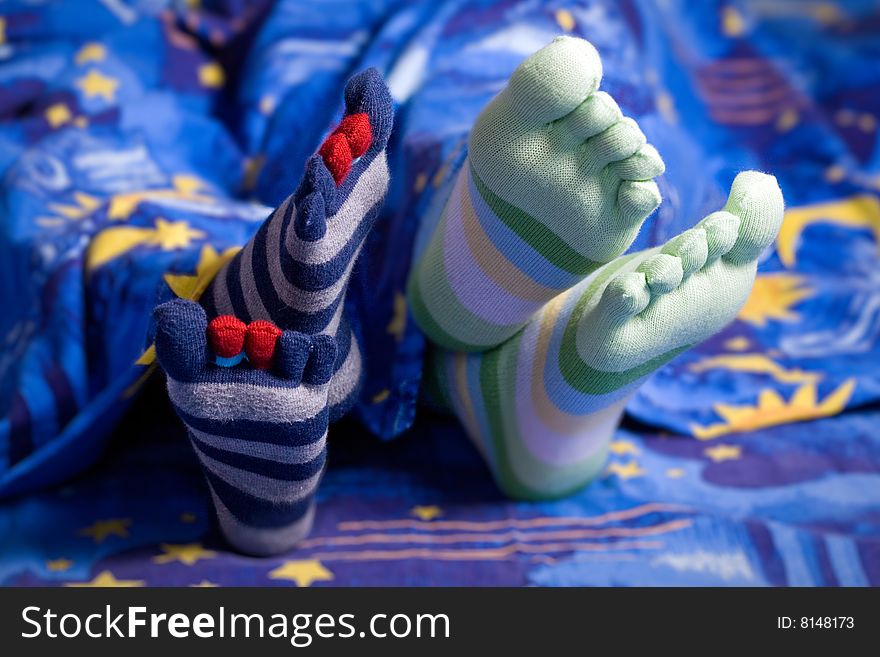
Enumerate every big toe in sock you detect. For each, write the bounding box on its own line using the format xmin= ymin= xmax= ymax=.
xmin=504 ymin=35 xmax=603 ymax=126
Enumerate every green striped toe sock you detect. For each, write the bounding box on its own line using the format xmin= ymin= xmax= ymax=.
xmin=409 ymin=37 xmax=785 ymax=500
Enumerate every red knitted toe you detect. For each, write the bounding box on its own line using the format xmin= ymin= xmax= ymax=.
xmin=335 ymin=113 xmax=372 ymax=159
xmin=245 ymin=320 xmax=282 ymax=370
xmin=318 ymin=133 xmax=353 ymax=185
xmin=207 ymin=315 xmax=247 ymax=359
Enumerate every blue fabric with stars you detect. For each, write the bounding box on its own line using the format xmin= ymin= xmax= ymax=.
xmin=1 ymin=0 xmax=880 ymax=585
xmin=2 ymin=383 xmax=878 ymax=586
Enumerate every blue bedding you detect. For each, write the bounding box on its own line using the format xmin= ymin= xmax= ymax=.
xmin=1 ymin=0 xmax=879 ymax=586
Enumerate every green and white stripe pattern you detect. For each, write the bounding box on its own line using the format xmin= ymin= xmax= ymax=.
xmin=410 ymin=37 xmax=785 ymax=500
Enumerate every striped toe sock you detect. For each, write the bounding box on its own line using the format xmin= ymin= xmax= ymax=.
xmin=154 ymin=298 xmax=338 ymax=555
xmin=202 ymin=67 xmax=393 ymax=420
xmin=428 ymin=172 xmax=784 ymax=500
xmin=408 ymin=36 xmax=664 ymax=352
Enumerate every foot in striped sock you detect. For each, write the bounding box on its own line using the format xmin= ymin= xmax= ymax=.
xmin=153 ymin=298 xmax=337 ymax=555
xmin=428 ymin=172 xmax=784 ymax=499
xmin=408 ymin=36 xmax=665 ymax=351
xmin=202 ymin=67 xmax=393 ymax=421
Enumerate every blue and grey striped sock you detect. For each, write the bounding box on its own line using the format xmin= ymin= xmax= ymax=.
xmin=154 ymin=69 xmax=394 ymax=554
xmin=201 ymin=67 xmax=393 ymax=421
xmin=154 ymin=299 xmax=338 ymax=556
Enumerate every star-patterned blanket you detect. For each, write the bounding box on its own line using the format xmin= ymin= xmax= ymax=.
xmin=2 ymin=0 xmax=880 ymax=585
xmin=3 ymin=380 xmax=879 ymax=586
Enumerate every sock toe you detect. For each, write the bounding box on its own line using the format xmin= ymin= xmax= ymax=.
xmin=154 ymin=299 xmax=208 ymax=381
xmin=244 ymin=320 xmax=282 ymax=370
xmin=276 ymin=330 xmax=311 ymax=384
xmin=600 ymin=271 xmax=650 ymax=319
xmin=581 ymin=117 xmax=646 ymax=170
xmin=207 ymin=315 xmax=247 ymax=359
xmin=343 ymin=67 xmax=393 ymax=151
xmin=608 ymin=143 xmax=666 ymax=181
xmin=303 ymin=334 xmax=338 ymax=385
xmin=553 ymin=90 xmax=622 ymax=147
xmin=661 ymin=227 xmax=708 ymax=276
xmin=637 ymin=253 xmax=683 ymax=295
xmin=698 ymin=210 xmax=741 ymax=262
xmin=723 ymin=171 xmax=785 ymax=265
xmin=617 ymin=179 xmax=661 ymax=226
xmin=295 ymin=155 xmax=336 ymax=205
xmin=505 ymin=35 xmax=603 ymax=126
xmin=294 ymin=191 xmax=327 ymax=241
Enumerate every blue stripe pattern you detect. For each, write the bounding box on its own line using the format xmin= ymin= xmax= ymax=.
xmin=200 ymin=67 xmax=393 ymax=422
xmin=153 ymin=69 xmax=393 ymax=554
xmin=153 ymin=298 xmax=337 ymax=554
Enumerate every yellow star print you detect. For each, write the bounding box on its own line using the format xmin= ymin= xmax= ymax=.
xmin=775 ymin=109 xmax=799 ymax=133
xmin=722 ymin=6 xmax=746 ymax=37
xmin=371 ymin=389 xmax=390 ymax=403
xmin=386 ymin=292 xmax=407 ymax=342
xmin=555 ymin=9 xmax=575 ymax=32
xmin=75 ymin=43 xmax=107 ymax=65
xmin=45 ymin=103 xmax=72 ymax=128
xmin=607 ymin=460 xmax=645 ymax=480
xmin=737 ymin=273 xmax=813 ymax=327
xmin=86 ymin=219 xmax=206 ymax=271
xmin=66 ymin=570 xmax=144 ymax=587
xmin=107 ymin=174 xmax=213 ymax=220
xmin=78 ymin=518 xmax=131 ymax=543
xmin=198 ymin=62 xmax=225 ymax=88
xmin=691 ymin=379 xmax=856 ymax=439
xmin=152 ymin=217 xmax=205 ymax=249
xmin=242 ymin=155 xmax=265 ymax=191
xmin=76 ymin=69 xmax=119 ymax=102
xmin=724 ymin=336 xmax=750 ymax=351
xmin=153 ymin=543 xmax=217 ymax=566
xmin=690 ymin=353 xmax=821 ymax=385
xmin=180 ymin=512 xmax=197 ymax=524
xmin=666 ymin=468 xmax=685 ymax=479
xmin=269 ymin=560 xmax=334 ymax=587
xmin=411 ymin=505 xmax=443 ymax=521
xmin=259 ymin=95 xmax=276 ymax=115
xmin=777 ymin=195 xmax=880 ymax=267
xmin=46 ymin=559 xmax=73 ymax=572
xmin=190 ymin=580 xmax=219 ymax=588
xmin=608 ymin=440 xmax=640 ymax=456
xmin=162 ymin=243 xmax=240 ymax=301
xmin=704 ymin=444 xmax=743 ymax=463
xmin=47 ymin=192 xmax=101 ymax=221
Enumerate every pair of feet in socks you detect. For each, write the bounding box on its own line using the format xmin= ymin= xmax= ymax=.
xmin=154 ymin=37 xmax=784 ymax=554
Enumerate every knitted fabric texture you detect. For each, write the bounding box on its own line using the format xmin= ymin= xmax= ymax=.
xmin=154 ymin=68 xmax=394 ymax=553
xmin=154 ymin=298 xmax=337 ymax=555
xmin=408 ymin=36 xmax=665 ymax=352
xmin=202 ymin=67 xmax=393 ymax=420
xmin=409 ymin=38 xmax=785 ymax=500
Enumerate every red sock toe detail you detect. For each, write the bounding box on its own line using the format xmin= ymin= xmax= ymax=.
xmin=318 ymin=133 xmax=353 ymax=185
xmin=245 ymin=320 xmax=282 ymax=369
xmin=335 ymin=113 xmax=372 ymax=159
xmin=207 ymin=315 xmax=247 ymax=359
